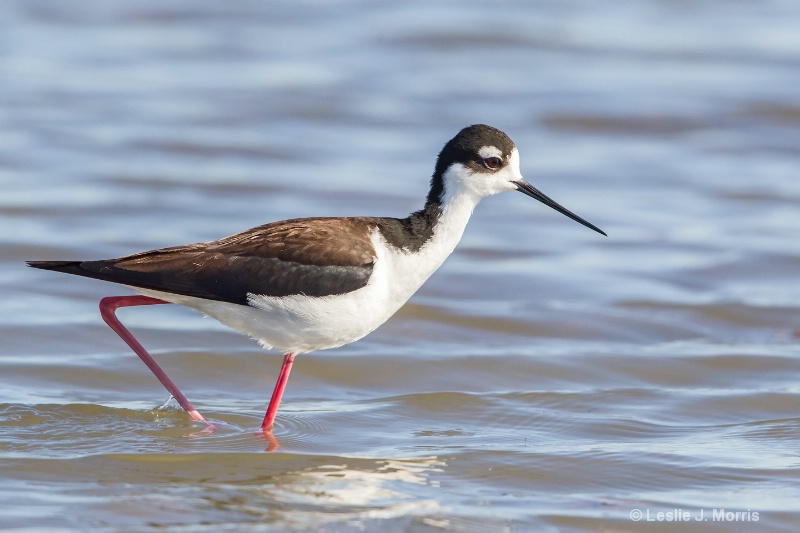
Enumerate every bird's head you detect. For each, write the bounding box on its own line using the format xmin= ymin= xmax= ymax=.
xmin=430 ymin=124 xmax=606 ymax=236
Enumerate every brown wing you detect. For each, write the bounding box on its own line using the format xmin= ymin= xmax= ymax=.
xmin=27 ymin=217 xmax=377 ymax=305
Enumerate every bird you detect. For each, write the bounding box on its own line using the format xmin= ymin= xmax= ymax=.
xmin=27 ymin=124 xmax=606 ymax=431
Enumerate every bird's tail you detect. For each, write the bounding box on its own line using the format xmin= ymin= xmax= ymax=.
xmin=26 ymin=260 xmax=86 ymax=274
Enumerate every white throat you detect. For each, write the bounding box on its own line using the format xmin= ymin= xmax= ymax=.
xmin=434 ymin=163 xmax=484 ymax=258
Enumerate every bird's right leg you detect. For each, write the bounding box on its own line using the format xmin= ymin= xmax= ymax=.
xmin=261 ymin=352 xmax=296 ymax=431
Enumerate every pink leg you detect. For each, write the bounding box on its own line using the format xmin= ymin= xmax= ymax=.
xmin=261 ymin=352 xmax=296 ymax=430
xmin=99 ymin=295 xmax=206 ymax=423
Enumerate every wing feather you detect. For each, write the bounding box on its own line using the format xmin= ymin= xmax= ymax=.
xmin=28 ymin=217 xmax=377 ymax=305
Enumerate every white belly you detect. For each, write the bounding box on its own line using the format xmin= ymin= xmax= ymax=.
xmin=134 ymin=280 xmax=394 ymax=354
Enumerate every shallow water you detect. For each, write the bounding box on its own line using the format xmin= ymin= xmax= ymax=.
xmin=2 ymin=1 xmax=800 ymax=531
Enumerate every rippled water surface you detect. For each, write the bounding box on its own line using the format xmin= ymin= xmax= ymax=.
xmin=2 ymin=1 xmax=800 ymax=531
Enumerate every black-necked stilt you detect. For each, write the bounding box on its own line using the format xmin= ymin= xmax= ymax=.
xmin=27 ymin=124 xmax=605 ymax=431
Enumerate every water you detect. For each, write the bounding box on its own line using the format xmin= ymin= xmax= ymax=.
xmin=2 ymin=1 xmax=800 ymax=531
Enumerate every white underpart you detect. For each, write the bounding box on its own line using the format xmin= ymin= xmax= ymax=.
xmin=134 ymin=147 xmax=524 ymax=354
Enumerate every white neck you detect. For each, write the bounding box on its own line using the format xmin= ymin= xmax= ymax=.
xmin=375 ymin=164 xmax=481 ymax=308
xmin=430 ymin=171 xmax=482 ymax=263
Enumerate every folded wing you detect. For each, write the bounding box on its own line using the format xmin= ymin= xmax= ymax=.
xmin=27 ymin=217 xmax=377 ymax=305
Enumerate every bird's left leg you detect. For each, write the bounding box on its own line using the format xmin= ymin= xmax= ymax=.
xmin=99 ymin=295 xmax=207 ymax=423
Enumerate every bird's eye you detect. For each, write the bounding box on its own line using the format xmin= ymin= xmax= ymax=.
xmin=483 ymin=157 xmax=502 ymax=170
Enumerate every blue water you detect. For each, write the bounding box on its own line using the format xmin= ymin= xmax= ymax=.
xmin=2 ymin=1 xmax=800 ymax=531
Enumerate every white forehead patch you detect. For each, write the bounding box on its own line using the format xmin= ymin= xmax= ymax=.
xmin=478 ymin=145 xmax=503 ymax=159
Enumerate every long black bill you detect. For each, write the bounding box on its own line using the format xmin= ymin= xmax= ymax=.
xmin=514 ymin=180 xmax=607 ymax=236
